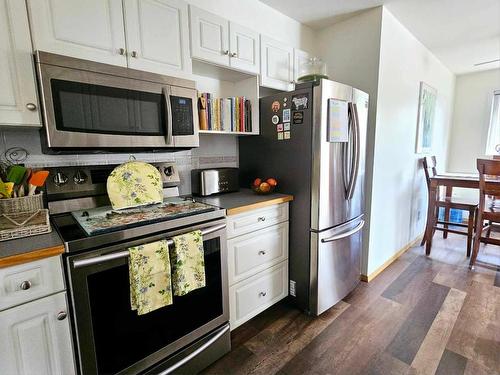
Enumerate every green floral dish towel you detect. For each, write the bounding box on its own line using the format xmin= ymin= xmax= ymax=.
xmin=129 ymin=240 xmax=173 ymax=315
xmin=171 ymin=230 xmax=206 ymax=296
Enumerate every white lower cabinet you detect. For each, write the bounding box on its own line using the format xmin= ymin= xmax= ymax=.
xmin=0 ymin=291 xmax=76 ymax=375
xmin=227 ymin=203 xmax=289 ymax=330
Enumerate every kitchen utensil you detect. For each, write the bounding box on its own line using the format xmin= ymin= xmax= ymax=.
xmin=0 ymin=181 xmax=15 ymax=198
xmin=107 ymin=162 xmax=163 ymax=210
xmin=28 ymin=170 xmax=49 ymax=196
xmin=7 ymin=165 xmax=27 ymax=186
xmin=17 ymin=168 xmax=32 ymax=197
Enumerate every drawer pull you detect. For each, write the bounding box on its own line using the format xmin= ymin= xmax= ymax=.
xmin=258 ymin=250 xmax=266 ymax=255
xmin=20 ymin=280 xmax=32 ymax=290
xmin=259 ymin=291 xmax=267 ymax=297
xmin=57 ymin=311 xmax=67 ymax=321
xmin=257 ymin=217 xmax=266 ymax=222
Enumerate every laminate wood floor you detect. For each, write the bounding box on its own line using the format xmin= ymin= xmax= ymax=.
xmin=202 ymin=234 xmax=500 ymax=375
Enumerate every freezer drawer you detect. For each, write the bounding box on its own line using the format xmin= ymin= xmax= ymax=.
xmin=310 ymin=217 xmax=364 ymax=315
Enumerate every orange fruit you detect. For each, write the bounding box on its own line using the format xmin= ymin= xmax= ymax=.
xmin=266 ymin=178 xmax=278 ymax=187
xmin=253 ymin=178 xmax=262 ymax=187
xmin=259 ymin=182 xmax=271 ymax=192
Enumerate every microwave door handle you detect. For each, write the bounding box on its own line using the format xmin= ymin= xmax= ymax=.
xmin=72 ymin=223 xmax=226 ymax=268
xmin=163 ymin=87 xmax=173 ymax=146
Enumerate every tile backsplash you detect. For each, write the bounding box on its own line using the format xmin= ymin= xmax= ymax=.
xmin=0 ymin=128 xmax=238 ymax=195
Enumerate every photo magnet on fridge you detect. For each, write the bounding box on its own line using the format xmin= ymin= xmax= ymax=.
xmin=271 ymin=101 xmax=281 ymax=112
xmin=277 ymin=132 xmax=284 ymax=140
xmin=272 ymin=115 xmax=280 ymax=125
xmin=283 ymin=109 xmax=291 ymax=122
xmin=284 ymin=122 xmax=290 ymax=131
xmin=277 ymin=124 xmax=283 ymax=132
xmin=293 ymin=111 xmax=304 ymax=124
xmin=292 ymin=94 xmax=309 ymax=110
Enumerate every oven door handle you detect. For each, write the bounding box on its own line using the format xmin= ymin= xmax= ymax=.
xmin=72 ymin=223 xmax=226 ymax=269
xmin=163 ymin=86 xmax=174 ymax=146
xmin=156 ymin=323 xmax=230 ymax=375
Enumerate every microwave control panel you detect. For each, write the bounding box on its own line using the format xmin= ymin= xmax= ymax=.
xmin=171 ymin=96 xmax=194 ymax=136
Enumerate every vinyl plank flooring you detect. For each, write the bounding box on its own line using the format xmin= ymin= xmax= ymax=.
xmin=435 ymin=349 xmax=467 ymax=375
xmin=409 ymin=288 xmax=466 ymax=375
xmin=205 ymin=233 xmax=500 ymax=375
xmin=447 ymin=281 xmax=500 ymax=372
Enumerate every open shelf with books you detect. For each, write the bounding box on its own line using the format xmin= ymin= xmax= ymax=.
xmin=195 ymin=75 xmax=259 ymax=136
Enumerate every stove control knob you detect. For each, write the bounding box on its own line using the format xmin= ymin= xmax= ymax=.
xmin=73 ymin=170 xmax=88 ymax=184
xmin=53 ymin=172 xmax=68 ymax=186
xmin=164 ymin=166 xmax=174 ymax=177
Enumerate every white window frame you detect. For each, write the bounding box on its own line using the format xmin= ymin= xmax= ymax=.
xmin=486 ymin=90 xmax=500 ymax=155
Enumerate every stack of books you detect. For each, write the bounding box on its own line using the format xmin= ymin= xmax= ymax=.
xmin=198 ymin=93 xmax=252 ymax=133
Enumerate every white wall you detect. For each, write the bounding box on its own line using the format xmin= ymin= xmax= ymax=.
xmin=316 ymin=7 xmax=383 ymax=275
xmin=366 ymin=8 xmax=455 ymax=275
xmin=447 ymin=69 xmax=500 ymax=173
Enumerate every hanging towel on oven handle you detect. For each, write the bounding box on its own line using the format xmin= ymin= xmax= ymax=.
xmin=128 ymin=239 xmax=173 ymax=315
xmin=171 ymin=230 xmax=206 ymax=296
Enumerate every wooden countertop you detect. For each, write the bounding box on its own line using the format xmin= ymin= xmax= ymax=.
xmin=196 ymin=188 xmax=293 ymax=215
xmin=0 ymin=231 xmax=65 ymax=268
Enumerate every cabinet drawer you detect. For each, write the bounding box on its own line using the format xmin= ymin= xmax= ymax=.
xmin=226 ymin=203 xmax=288 ymax=239
xmin=229 ymin=261 xmax=288 ymax=330
xmin=0 ymin=256 xmax=65 ymax=311
xmin=228 ymin=222 xmax=288 ymax=285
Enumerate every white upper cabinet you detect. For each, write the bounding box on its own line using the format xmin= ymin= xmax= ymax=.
xmin=260 ymin=35 xmax=294 ymax=91
xmin=0 ymin=0 xmax=40 ymax=127
xmin=189 ymin=6 xmax=229 ymax=67
xmin=27 ymin=0 xmax=127 ymax=66
xmin=229 ymin=22 xmax=260 ymax=74
xmin=0 ymin=292 xmax=76 ymax=375
xmin=294 ymin=48 xmax=311 ymax=82
xmin=123 ymin=0 xmax=191 ymax=75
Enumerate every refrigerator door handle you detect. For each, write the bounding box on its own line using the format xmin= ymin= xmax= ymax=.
xmin=321 ymin=219 xmax=365 ymax=243
xmin=346 ymin=103 xmax=361 ymax=200
xmin=342 ymin=105 xmax=353 ymax=198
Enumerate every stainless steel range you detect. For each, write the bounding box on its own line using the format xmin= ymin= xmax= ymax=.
xmin=46 ymin=162 xmax=230 ymax=375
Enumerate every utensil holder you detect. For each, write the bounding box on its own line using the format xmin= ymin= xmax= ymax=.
xmin=0 ymin=193 xmax=44 ymax=214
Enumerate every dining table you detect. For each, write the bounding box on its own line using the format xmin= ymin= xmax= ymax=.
xmin=423 ymin=172 xmax=500 ymax=255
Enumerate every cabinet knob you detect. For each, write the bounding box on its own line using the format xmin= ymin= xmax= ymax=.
xmin=57 ymin=311 xmax=67 ymax=321
xmin=257 ymin=216 xmax=266 ymax=222
xmin=131 ymin=51 xmax=138 ymax=58
xmin=259 ymin=291 xmax=267 ymax=297
xmin=258 ymin=250 xmax=266 ymax=255
xmin=118 ymin=48 xmax=126 ymax=56
xmin=230 ymin=52 xmax=237 ymax=57
xmin=222 ymin=50 xmax=229 ymax=55
xmin=20 ymin=280 xmax=31 ymax=290
xmin=26 ymin=103 xmax=37 ymax=111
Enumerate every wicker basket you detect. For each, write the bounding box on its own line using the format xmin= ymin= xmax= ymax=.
xmin=0 ymin=209 xmax=51 ymax=241
xmin=0 ymin=193 xmax=44 ymax=214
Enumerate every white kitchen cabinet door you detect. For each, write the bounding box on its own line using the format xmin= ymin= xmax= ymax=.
xmin=229 ymin=22 xmax=259 ymax=74
xmin=0 ymin=292 xmax=76 ymax=375
xmin=124 ymin=0 xmax=191 ymax=76
xmin=26 ymin=0 xmax=127 ymax=66
xmin=189 ymin=6 xmax=229 ymax=67
xmin=0 ymin=0 xmax=40 ymax=127
xmin=294 ymin=48 xmax=311 ymax=82
xmin=260 ymin=35 xmax=294 ymax=91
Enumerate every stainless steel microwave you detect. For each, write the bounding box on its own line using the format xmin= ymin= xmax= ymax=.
xmin=35 ymin=51 xmax=199 ymax=152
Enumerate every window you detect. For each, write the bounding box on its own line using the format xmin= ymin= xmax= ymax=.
xmin=486 ymin=90 xmax=500 ymax=155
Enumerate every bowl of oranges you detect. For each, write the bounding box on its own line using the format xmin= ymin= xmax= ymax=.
xmin=251 ymin=177 xmax=278 ymax=195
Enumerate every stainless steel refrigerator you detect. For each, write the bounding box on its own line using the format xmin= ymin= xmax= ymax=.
xmin=239 ymin=79 xmax=368 ymax=315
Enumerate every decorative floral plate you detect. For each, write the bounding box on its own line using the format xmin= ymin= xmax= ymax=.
xmin=107 ymin=161 xmax=163 ymax=210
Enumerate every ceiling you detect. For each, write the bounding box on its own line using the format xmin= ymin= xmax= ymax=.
xmin=259 ymin=0 xmax=500 ymax=75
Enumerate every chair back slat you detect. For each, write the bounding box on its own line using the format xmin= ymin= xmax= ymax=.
xmin=422 ymin=156 xmax=437 ymax=189
xmin=477 ymin=159 xmax=500 ymax=196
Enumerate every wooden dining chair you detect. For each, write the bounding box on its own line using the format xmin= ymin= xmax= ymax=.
xmin=421 ymin=156 xmax=477 ymax=256
xmin=469 ymin=158 xmax=500 ymax=268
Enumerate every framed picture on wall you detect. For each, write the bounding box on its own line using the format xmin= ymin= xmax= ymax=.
xmin=415 ymin=82 xmax=437 ymax=154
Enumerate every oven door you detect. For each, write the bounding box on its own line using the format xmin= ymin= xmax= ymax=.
xmin=66 ymin=220 xmax=228 ymax=375
xmin=37 ymin=62 xmax=194 ymax=150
